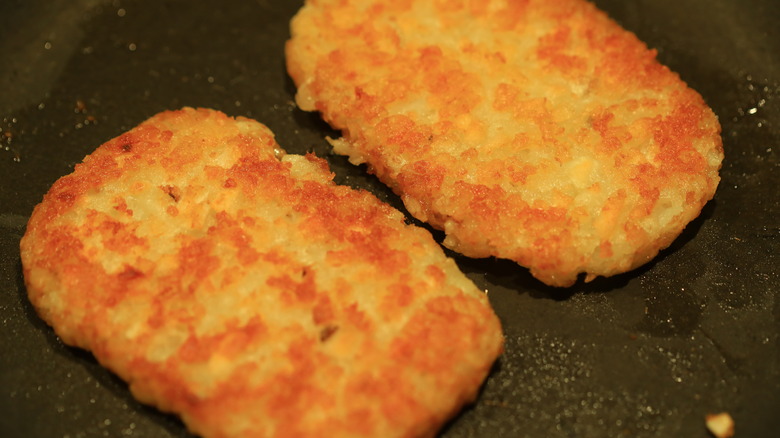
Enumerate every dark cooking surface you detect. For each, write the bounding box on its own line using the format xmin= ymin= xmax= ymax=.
xmin=1 ymin=0 xmax=778 ymax=436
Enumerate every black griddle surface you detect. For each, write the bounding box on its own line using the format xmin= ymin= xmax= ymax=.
xmin=1 ymin=1 xmax=778 ymax=437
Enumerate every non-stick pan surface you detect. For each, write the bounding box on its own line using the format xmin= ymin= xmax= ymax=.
xmin=1 ymin=0 xmax=778 ymax=437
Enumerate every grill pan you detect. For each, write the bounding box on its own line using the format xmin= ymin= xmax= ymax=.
xmin=1 ymin=0 xmax=778 ymax=436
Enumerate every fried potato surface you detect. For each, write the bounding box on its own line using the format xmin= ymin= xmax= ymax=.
xmin=286 ymin=0 xmax=724 ymax=286
xmin=20 ymin=108 xmax=503 ymax=438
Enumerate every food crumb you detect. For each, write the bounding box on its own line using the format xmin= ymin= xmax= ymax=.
xmin=706 ymin=412 xmax=734 ymax=438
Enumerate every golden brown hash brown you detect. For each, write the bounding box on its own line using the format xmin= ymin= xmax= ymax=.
xmin=20 ymin=108 xmax=503 ymax=438
xmin=286 ymin=0 xmax=724 ymax=286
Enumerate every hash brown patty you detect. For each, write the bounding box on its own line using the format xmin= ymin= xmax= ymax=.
xmin=20 ymin=108 xmax=504 ymax=438
xmin=286 ymin=0 xmax=724 ymax=286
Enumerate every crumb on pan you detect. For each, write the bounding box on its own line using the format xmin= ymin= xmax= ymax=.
xmin=706 ymin=412 xmax=735 ymax=438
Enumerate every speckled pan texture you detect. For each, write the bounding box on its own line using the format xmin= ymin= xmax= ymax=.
xmin=0 ymin=0 xmax=778 ymax=437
